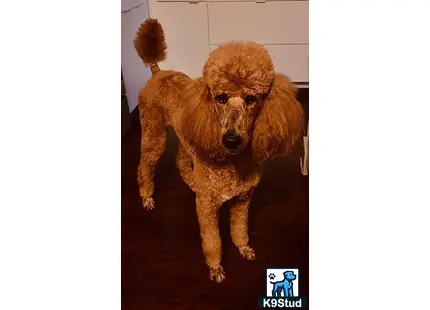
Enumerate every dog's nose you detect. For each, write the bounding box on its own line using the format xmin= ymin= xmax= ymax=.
xmin=222 ymin=131 xmax=242 ymax=150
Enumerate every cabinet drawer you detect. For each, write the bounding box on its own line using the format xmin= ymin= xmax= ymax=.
xmin=208 ymin=1 xmax=308 ymax=45
xmin=211 ymin=44 xmax=308 ymax=82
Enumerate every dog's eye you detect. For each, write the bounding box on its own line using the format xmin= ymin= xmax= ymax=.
xmin=245 ymin=95 xmax=257 ymax=105
xmin=215 ymin=93 xmax=228 ymax=104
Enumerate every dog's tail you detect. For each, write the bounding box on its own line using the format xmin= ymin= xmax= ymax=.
xmin=134 ymin=18 xmax=167 ymax=75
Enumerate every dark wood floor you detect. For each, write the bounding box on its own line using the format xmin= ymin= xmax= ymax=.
xmin=121 ymin=106 xmax=309 ymax=310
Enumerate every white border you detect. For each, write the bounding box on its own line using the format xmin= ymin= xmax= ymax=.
xmin=1 ymin=1 xmax=430 ymax=310
xmin=0 ymin=1 xmax=120 ymax=309
xmin=310 ymin=0 xmax=430 ymax=309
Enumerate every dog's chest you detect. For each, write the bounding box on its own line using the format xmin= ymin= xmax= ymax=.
xmin=206 ymin=167 xmax=260 ymax=202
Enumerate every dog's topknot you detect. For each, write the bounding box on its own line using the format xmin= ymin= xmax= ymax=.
xmin=134 ymin=18 xmax=167 ymax=65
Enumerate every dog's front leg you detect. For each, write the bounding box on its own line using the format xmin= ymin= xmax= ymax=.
xmin=195 ymin=194 xmax=225 ymax=283
xmin=230 ymin=190 xmax=256 ymax=261
xmin=176 ymin=145 xmax=195 ymax=192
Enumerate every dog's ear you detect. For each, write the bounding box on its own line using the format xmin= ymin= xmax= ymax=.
xmin=180 ymin=78 xmax=223 ymax=159
xmin=252 ymin=74 xmax=304 ymax=162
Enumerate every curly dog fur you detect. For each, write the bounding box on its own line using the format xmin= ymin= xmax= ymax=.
xmin=134 ymin=18 xmax=304 ymax=283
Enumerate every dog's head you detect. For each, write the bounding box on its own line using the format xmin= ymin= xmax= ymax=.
xmin=181 ymin=41 xmax=304 ymax=162
xmin=284 ymin=271 xmax=296 ymax=281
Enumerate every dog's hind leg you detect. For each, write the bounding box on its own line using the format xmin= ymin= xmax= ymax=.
xmin=137 ymin=99 xmax=167 ymax=210
xmin=282 ymin=287 xmax=287 ymax=297
xmin=273 ymin=286 xmax=282 ymax=297
xmin=176 ymin=145 xmax=195 ymax=192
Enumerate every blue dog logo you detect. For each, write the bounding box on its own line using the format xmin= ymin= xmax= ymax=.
xmin=268 ymin=270 xmax=297 ymax=297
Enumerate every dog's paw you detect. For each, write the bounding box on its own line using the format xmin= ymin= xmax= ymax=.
xmin=142 ymin=197 xmax=155 ymax=211
xmin=209 ymin=266 xmax=226 ymax=284
xmin=238 ymin=245 xmax=256 ymax=261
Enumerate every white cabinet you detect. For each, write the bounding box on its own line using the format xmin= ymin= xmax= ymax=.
xmin=147 ymin=0 xmax=308 ymax=83
xmin=207 ymin=0 xmax=309 ymax=83
xmin=121 ymin=2 xmax=151 ymax=112
xmin=122 ymin=0 xmax=146 ymax=12
xmin=148 ymin=2 xmax=210 ymax=78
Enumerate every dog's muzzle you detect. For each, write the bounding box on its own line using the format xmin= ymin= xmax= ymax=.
xmin=222 ymin=130 xmax=242 ymax=151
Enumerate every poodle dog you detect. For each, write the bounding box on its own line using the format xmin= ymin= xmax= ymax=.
xmin=133 ymin=18 xmax=304 ymax=283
